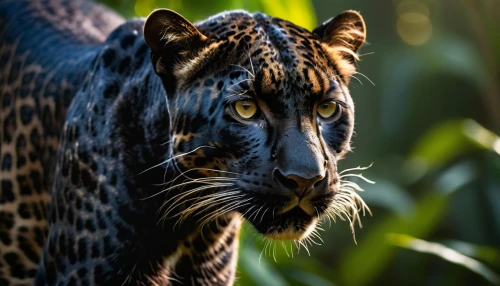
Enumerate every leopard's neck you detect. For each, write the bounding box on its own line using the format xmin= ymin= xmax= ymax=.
xmin=165 ymin=214 xmax=242 ymax=286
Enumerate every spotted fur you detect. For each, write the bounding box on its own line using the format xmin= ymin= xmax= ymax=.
xmin=0 ymin=1 xmax=123 ymax=284
xmin=0 ymin=1 xmax=367 ymax=284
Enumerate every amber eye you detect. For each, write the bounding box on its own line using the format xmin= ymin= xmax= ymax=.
xmin=317 ymin=100 xmax=341 ymax=120
xmin=233 ymin=99 xmax=258 ymax=119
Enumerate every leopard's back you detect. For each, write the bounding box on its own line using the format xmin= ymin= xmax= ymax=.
xmin=0 ymin=0 xmax=124 ymax=284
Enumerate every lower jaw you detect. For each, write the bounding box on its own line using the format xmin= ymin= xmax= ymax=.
xmin=249 ymin=207 xmax=319 ymax=240
xmin=264 ymin=217 xmax=318 ymax=240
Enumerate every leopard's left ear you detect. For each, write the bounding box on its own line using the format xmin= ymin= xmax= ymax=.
xmin=144 ymin=9 xmax=208 ymax=76
xmin=313 ymin=11 xmax=366 ymax=82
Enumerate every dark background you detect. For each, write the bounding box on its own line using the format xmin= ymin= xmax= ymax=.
xmin=96 ymin=0 xmax=500 ymax=285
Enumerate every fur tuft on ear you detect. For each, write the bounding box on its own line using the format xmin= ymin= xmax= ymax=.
xmin=143 ymin=9 xmax=208 ymax=75
xmin=144 ymin=9 xmax=206 ymax=53
xmin=313 ymin=10 xmax=366 ymax=83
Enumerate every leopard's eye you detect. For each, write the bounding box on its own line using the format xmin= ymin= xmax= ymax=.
xmin=233 ymin=99 xmax=258 ymax=119
xmin=317 ymin=100 xmax=341 ymax=121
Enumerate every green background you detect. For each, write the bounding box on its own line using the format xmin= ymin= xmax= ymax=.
xmin=96 ymin=0 xmax=500 ymax=285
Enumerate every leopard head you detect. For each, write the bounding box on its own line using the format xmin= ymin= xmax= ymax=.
xmin=143 ymin=9 xmax=367 ymax=240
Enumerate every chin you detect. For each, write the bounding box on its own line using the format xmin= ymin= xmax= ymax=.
xmin=265 ymin=218 xmax=318 ymax=240
xmin=245 ymin=206 xmax=320 ymax=241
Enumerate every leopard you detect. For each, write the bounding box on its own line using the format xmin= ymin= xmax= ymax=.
xmin=0 ymin=0 xmax=369 ymax=285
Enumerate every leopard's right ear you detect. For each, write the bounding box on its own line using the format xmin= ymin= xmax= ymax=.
xmin=313 ymin=11 xmax=366 ymax=84
xmin=144 ymin=9 xmax=208 ymax=75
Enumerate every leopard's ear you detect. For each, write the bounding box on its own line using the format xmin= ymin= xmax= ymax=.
xmin=144 ymin=9 xmax=208 ymax=75
xmin=313 ymin=11 xmax=366 ymax=82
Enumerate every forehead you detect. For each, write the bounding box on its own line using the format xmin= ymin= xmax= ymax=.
xmin=196 ymin=11 xmax=340 ymax=104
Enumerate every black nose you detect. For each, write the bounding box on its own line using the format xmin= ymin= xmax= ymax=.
xmin=273 ymin=169 xmax=326 ymax=198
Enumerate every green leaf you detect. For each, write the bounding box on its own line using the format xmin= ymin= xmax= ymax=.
xmin=443 ymin=240 xmax=500 ymax=267
xmin=238 ymin=243 xmax=289 ymax=286
xmin=339 ymin=194 xmax=449 ymax=286
xmin=407 ymin=119 xmax=500 ymax=181
xmin=287 ymin=270 xmax=337 ymax=286
xmin=409 ymin=120 xmax=471 ymax=169
xmin=359 ymin=177 xmax=414 ymax=215
xmin=387 ymin=234 xmax=500 ymax=285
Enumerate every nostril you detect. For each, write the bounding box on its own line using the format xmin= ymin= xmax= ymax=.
xmin=313 ymin=177 xmax=324 ymax=188
xmin=273 ymin=169 xmax=298 ymax=190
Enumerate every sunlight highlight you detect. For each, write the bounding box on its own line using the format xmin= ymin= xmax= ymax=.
xmin=396 ymin=0 xmax=433 ymax=46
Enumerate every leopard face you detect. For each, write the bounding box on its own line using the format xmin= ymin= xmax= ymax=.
xmin=144 ymin=9 xmax=366 ymax=240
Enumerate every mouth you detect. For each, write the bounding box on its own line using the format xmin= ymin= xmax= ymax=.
xmin=262 ymin=206 xmax=318 ymax=240
xmin=242 ymin=196 xmax=323 ymax=240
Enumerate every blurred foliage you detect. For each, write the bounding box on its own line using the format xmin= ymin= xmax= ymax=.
xmin=99 ymin=0 xmax=316 ymax=29
xmin=96 ymin=0 xmax=500 ymax=285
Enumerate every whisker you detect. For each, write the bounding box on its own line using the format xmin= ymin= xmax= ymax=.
xmin=178 ymin=191 xmax=244 ymax=217
xmin=259 ymin=240 xmax=270 ymax=266
xmin=153 ymin=167 xmax=240 ymax=195
xmin=355 ymin=71 xmax=375 ymax=86
xmin=160 ymin=185 xmax=237 ymax=217
xmin=176 ymin=199 xmax=241 ymax=228
xmin=243 ymin=41 xmax=256 ymax=77
xmin=281 ymin=241 xmax=290 ymax=258
xmin=144 ymin=177 xmax=234 ymax=201
xmin=229 ymin=64 xmax=255 ymax=79
xmin=196 ymin=198 xmax=253 ymax=226
xmin=350 ymin=75 xmax=364 ymax=86
xmin=272 ymin=241 xmax=277 ymax=262
xmin=259 ymin=205 xmax=269 ymax=223
xmin=139 ymin=145 xmax=215 ymax=175
xmin=168 ymin=158 xmax=241 ymax=191
xmin=164 ymin=190 xmax=243 ymax=218
xmin=160 ymin=139 xmax=174 ymax=146
xmin=339 ymin=163 xmax=373 ymax=174
xmin=248 ymin=205 xmax=264 ymax=222
xmin=358 ymin=51 xmax=375 ymax=57
xmin=227 ymin=78 xmax=255 ymax=91
xmin=197 ymin=202 xmax=252 ymax=230
xmin=339 ymin=174 xmax=375 ymax=184
xmin=298 ymin=240 xmax=310 ymax=256
xmin=324 ymin=167 xmax=374 ymax=244
xmin=179 ymin=196 xmax=247 ymax=225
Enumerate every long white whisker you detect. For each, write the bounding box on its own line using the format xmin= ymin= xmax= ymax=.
xmin=339 ymin=174 xmax=375 ymax=184
xmin=160 ymin=186 xmax=235 ymax=220
xmin=144 ymin=177 xmax=234 ymax=201
xmin=178 ymin=194 xmax=246 ymax=223
xmin=160 ymin=184 xmax=236 ymax=215
xmin=165 ymin=190 xmax=243 ymax=218
xmin=355 ymin=71 xmax=375 ymax=86
xmin=139 ymin=145 xmax=215 ymax=175
xmin=229 ymin=64 xmax=255 ymax=79
xmin=339 ymin=163 xmax=373 ymax=174
xmin=198 ymin=202 xmax=252 ymax=229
